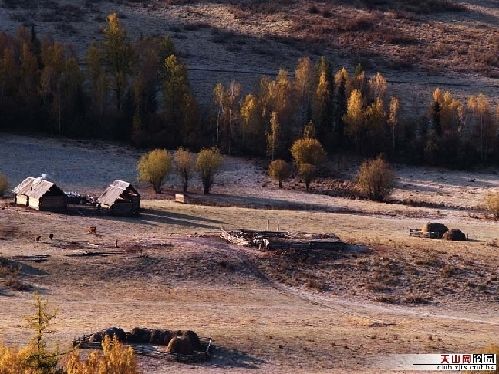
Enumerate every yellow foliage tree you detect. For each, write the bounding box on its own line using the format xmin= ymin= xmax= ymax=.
xmin=174 ymin=147 xmax=194 ymax=193
xmin=343 ymin=89 xmax=364 ymax=150
xmin=357 ymin=156 xmax=395 ymax=201
xmin=267 ymin=112 xmax=280 ymax=161
xmin=268 ymin=160 xmax=291 ymax=188
xmin=290 ymin=137 xmax=326 ymax=166
xmin=137 ymin=149 xmax=172 ymax=193
xmin=196 ymin=147 xmax=223 ymax=194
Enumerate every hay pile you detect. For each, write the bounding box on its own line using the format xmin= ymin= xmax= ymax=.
xmin=422 ymin=222 xmax=448 ymax=238
xmin=77 ymin=327 xmax=204 ymax=354
xmin=443 ymin=229 xmax=466 ymax=241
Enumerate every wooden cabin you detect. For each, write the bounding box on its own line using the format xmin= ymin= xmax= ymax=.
xmin=97 ymin=180 xmax=140 ymax=216
xmin=14 ymin=177 xmax=67 ymax=211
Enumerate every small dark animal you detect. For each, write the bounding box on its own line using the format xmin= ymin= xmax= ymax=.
xmin=36 ymin=236 xmax=41 ymax=242
xmin=49 ymin=234 xmax=54 ymax=240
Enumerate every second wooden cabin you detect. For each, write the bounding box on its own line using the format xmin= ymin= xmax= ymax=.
xmin=97 ymin=180 xmax=140 ymax=216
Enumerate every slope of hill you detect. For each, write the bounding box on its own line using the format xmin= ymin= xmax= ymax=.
xmin=0 ymin=0 xmax=497 ymax=109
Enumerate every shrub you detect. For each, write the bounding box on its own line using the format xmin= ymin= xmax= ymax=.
xmin=174 ymin=147 xmax=194 ymax=193
xmin=268 ymin=160 xmax=291 ymax=188
xmin=298 ymin=163 xmax=316 ymax=191
xmin=357 ymin=157 xmax=395 ymax=201
xmin=137 ymin=149 xmax=172 ymax=193
xmin=484 ymin=192 xmax=499 ymax=219
xmin=0 ymin=173 xmax=8 ymax=197
xmin=290 ymin=138 xmax=326 ymax=166
xmin=65 ymin=336 xmax=137 ymax=374
xmin=196 ymin=148 xmax=223 ymax=195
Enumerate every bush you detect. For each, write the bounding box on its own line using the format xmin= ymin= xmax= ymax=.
xmin=65 ymin=336 xmax=137 ymax=374
xmin=357 ymin=157 xmax=395 ymax=201
xmin=0 ymin=173 xmax=8 ymax=197
xmin=137 ymin=149 xmax=172 ymax=193
xmin=268 ymin=160 xmax=290 ymax=188
xmin=196 ymin=148 xmax=223 ymax=195
xmin=290 ymin=138 xmax=326 ymax=166
xmin=484 ymin=192 xmax=499 ymax=219
xmin=298 ymin=163 xmax=316 ymax=191
xmin=174 ymin=147 xmax=194 ymax=193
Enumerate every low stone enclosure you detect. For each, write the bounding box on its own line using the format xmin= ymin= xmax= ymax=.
xmin=409 ymin=222 xmax=467 ymax=241
xmin=74 ymin=327 xmax=211 ymax=362
xmin=220 ymin=229 xmax=345 ymax=251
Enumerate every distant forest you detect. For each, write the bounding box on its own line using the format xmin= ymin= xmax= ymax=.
xmin=0 ymin=14 xmax=497 ymax=168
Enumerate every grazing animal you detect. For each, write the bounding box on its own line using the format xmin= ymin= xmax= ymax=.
xmin=36 ymin=236 xmax=41 ymax=242
xmin=88 ymin=226 xmax=97 ymax=234
xmin=49 ymin=234 xmax=54 ymax=240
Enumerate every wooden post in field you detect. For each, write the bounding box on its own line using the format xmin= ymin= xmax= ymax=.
xmin=267 ymin=219 xmax=269 ymax=230
xmin=277 ymin=221 xmax=280 ymax=231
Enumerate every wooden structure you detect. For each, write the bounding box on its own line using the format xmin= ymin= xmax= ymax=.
xmin=13 ymin=177 xmax=66 ymax=211
xmin=97 ymin=180 xmax=140 ymax=216
xmin=175 ymin=194 xmax=191 ymax=204
xmin=221 ymin=228 xmax=344 ymax=251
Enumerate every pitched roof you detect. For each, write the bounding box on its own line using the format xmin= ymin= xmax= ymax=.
xmin=13 ymin=177 xmax=36 ymax=195
xmin=97 ymin=180 xmax=139 ymax=207
xmin=14 ymin=177 xmax=64 ymax=199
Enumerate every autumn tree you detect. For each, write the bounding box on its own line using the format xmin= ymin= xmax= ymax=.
xmin=86 ymin=43 xmax=108 ymax=120
xmin=363 ymin=97 xmax=387 ymax=155
xmin=312 ymin=57 xmax=334 ymax=147
xmin=291 ymin=137 xmax=326 ymax=191
xmin=357 ymin=156 xmax=395 ymax=201
xmin=196 ymin=147 xmax=223 ymax=194
xmin=163 ymin=54 xmax=198 ymax=146
xmin=467 ymin=94 xmax=495 ymax=162
xmin=368 ymin=72 xmax=387 ymax=102
xmin=267 ymin=111 xmax=280 ymax=161
xmin=294 ymin=57 xmax=314 ymax=125
xmin=388 ymin=96 xmax=400 ymax=154
xmin=41 ymin=40 xmax=83 ymax=135
xmin=268 ymin=159 xmax=290 ymax=188
xmin=174 ymin=147 xmax=194 ymax=192
xmin=240 ymin=93 xmax=264 ymax=154
xmin=297 ymin=163 xmax=316 ymax=191
xmin=343 ymin=89 xmax=364 ymax=151
xmin=103 ymin=13 xmax=133 ymax=112
xmin=137 ymin=149 xmax=172 ymax=193
xmin=213 ymin=80 xmax=241 ymax=153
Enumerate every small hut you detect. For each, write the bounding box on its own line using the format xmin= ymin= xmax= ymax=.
xmin=97 ymin=180 xmax=140 ymax=216
xmin=14 ymin=177 xmax=67 ymax=211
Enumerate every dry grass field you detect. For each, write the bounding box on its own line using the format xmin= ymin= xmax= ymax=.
xmin=0 ymin=135 xmax=498 ymax=373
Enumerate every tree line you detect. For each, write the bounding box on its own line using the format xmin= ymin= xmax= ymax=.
xmin=0 ymin=14 xmax=497 ymax=168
